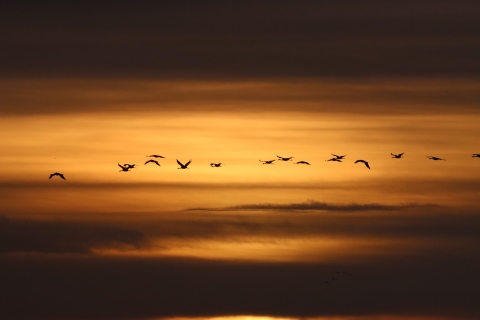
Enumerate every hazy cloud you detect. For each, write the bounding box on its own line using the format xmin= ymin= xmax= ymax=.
xmin=186 ymin=200 xmax=439 ymax=212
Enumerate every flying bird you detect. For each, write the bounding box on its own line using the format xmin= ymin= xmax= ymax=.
xmin=427 ymin=156 xmax=446 ymax=161
xmin=472 ymin=154 xmax=480 ymax=158
xmin=326 ymin=158 xmax=342 ymax=162
xmin=145 ymin=159 xmax=161 ymax=166
xmin=294 ymin=161 xmax=310 ymax=165
xmin=355 ymin=160 xmax=370 ymax=169
xmin=260 ymin=159 xmax=275 ymax=165
xmin=276 ymin=155 xmax=293 ymax=161
xmin=124 ymin=163 xmax=137 ymax=169
xmin=391 ymin=152 xmax=404 ymax=158
xmin=332 ymin=154 xmax=346 ymax=159
xmin=177 ymin=159 xmax=191 ymax=169
xmin=49 ymin=172 xmax=66 ymax=180
xmin=210 ymin=163 xmax=223 ymax=167
xmin=118 ymin=164 xmax=131 ymax=172
xmin=147 ymin=155 xmax=165 ymax=158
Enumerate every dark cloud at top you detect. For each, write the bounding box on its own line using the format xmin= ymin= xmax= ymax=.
xmin=1 ymin=0 xmax=479 ymax=79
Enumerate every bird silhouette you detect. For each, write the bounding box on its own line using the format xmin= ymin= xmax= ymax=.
xmin=472 ymin=154 xmax=480 ymax=158
xmin=118 ymin=164 xmax=131 ymax=172
xmin=427 ymin=156 xmax=446 ymax=161
xmin=49 ymin=172 xmax=66 ymax=180
xmin=145 ymin=159 xmax=161 ymax=166
xmin=177 ymin=159 xmax=191 ymax=169
xmin=260 ymin=159 xmax=275 ymax=165
xmin=276 ymin=155 xmax=293 ymax=161
xmin=391 ymin=153 xmax=404 ymax=158
xmin=124 ymin=164 xmax=137 ymax=169
xmin=147 ymin=155 xmax=165 ymax=158
xmin=332 ymin=154 xmax=346 ymax=159
xmin=355 ymin=160 xmax=370 ymax=169
xmin=326 ymin=158 xmax=342 ymax=162
xmin=210 ymin=163 xmax=223 ymax=167
xmin=294 ymin=161 xmax=310 ymax=165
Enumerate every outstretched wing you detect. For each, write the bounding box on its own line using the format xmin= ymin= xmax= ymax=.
xmin=365 ymin=162 xmax=371 ymax=169
xmin=184 ymin=160 xmax=192 ymax=167
xmin=59 ymin=174 xmax=66 ymax=180
xmin=49 ymin=173 xmax=54 ymax=179
xmin=176 ymin=159 xmax=184 ymax=167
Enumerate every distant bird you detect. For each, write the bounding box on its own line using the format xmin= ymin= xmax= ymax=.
xmin=260 ymin=159 xmax=275 ymax=165
xmin=276 ymin=155 xmax=293 ymax=161
xmin=210 ymin=163 xmax=223 ymax=167
xmin=355 ymin=160 xmax=370 ymax=169
xmin=326 ymin=158 xmax=342 ymax=162
xmin=177 ymin=159 xmax=191 ymax=169
xmin=294 ymin=161 xmax=310 ymax=165
xmin=427 ymin=156 xmax=446 ymax=161
xmin=391 ymin=152 xmax=404 ymax=158
xmin=147 ymin=155 xmax=165 ymax=158
xmin=49 ymin=172 xmax=66 ymax=180
xmin=324 ymin=281 xmax=330 ymax=284
xmin=472 ymin=154 xmax=480 ymax=158
xmin=124 ymin=163 xmax=137 ymax=169
xmin=145 ymin=159 xmax=160 ymax=166
xmin=332 ymin=154 xmax=346 ymax=159
xmin=118 ymin=164 xmax=131 ymax=172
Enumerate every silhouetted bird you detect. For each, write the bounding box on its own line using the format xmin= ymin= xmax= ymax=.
xmin=260 ymin=159 xmax=275 ymax=165
xmin=147 ymin=155 xmax=165 ymax=158
xmin=49 ymin=172 xmax=66 ymax=180
xmin=472 ymin=154 xmax=480 ymax=158
xmin=177 ymin=159 xmax=191 ymax=169
xmin=326 ymin=158 xmax=342 ymax=162
xmin=427 ymin=156 xmax=446 ymax=161
xmin=118 ymin=164 xmax=131 ymax=172
xmin=276 ymin=155 xmax=293 ymax=161
xmin=294 ymin=161 xmax=310 ymax=165
xmin=391 ymin=153 xmax=404 ymax=158
xmin=210 ymin=163 xmax=223 ymax=167
xmin=145 ymin=159 xmax=160 ymax=166
xmin=355 ymin=160 xmax=370 ymax=169
xmin=332 ymin=154 xmax=346 ymax=159
xmin=124 ymin=164 xmax=137 ymax=169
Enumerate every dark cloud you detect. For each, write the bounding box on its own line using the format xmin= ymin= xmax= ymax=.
xmin=186 ymin=200 xmax=439 ymax=212
xmin=0 ymin=252 xmax=479 ymax=320
xmin=0 ymin=1 xmax=479 ymax=78
xmin=0 ymin=216 xmax=147 ymax=253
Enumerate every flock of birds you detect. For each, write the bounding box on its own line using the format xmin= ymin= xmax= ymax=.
xmin=48 ymin=153 xmax=480 ymax=180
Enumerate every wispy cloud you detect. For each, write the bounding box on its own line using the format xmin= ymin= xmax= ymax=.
xmin=186 ymin=200 xmax=440 ymax=212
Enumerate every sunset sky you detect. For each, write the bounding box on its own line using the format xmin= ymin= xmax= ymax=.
xmin=1 ymin=1 xmax=480 ymax=320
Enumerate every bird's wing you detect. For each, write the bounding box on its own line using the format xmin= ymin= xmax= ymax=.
xmin=59 ymin=174 xmax=66 ymax=180
xmin=354 ymin=160 xmax=362 ymax=164
xmin=145 ymin=160 xmax=152 ymax=164
xmin=332 ymin=153 xmax=339 ymax=157
xmin=185 ymin=160 xmax=192 ymax=167
xmin=118 ymin=164 xmax=126 ymax=169
xmin=365 ymin=162 xmax=371 ymax=169
xmin=276 ymin=155 xmax=282 ymax=158
xmin=154 ymin=160 xmax=160 ymax=166
xmin=399 ymin=153 xmax=404 ymax=156
xmin=176 ymin=159 xmax=184 ymax=167
xmin=49 ymin=174 xmax=54 ymax=179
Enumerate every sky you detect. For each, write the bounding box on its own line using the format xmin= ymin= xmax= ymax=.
xmin=1 ymin=1 xmax=480 ymax=320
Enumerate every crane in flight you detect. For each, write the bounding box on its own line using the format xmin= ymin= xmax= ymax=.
xmin=355 ymin=160 xmax=370 ymax=169
xmin=177 ymin=159 xmax=191 ymax=169
xmin=49 ymin=172 xmax=66 ymax=180
xmin=427 ymin=156 xmax=446 ymax=161
xmin=326 ymin=158 xmax=342 ymax=162
xmin=145 ymin=159 xmax=161 ymax=166
xmin=210 ymin=163 xmax=224 ymax=167
xmin=260 ymin=159 xmax=275 ymax=165
xmin=118 ymin=164 xmax=132 ymax=172
xmin=276 ymin=155 xmax=293 ymax=161
xmin=294 ymin=161 xmax=310 ymax=165
xmin=391 ymin=153 xmax=404 ymax=158
xmin=332 ymin=154 xmax=346 ymax=160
